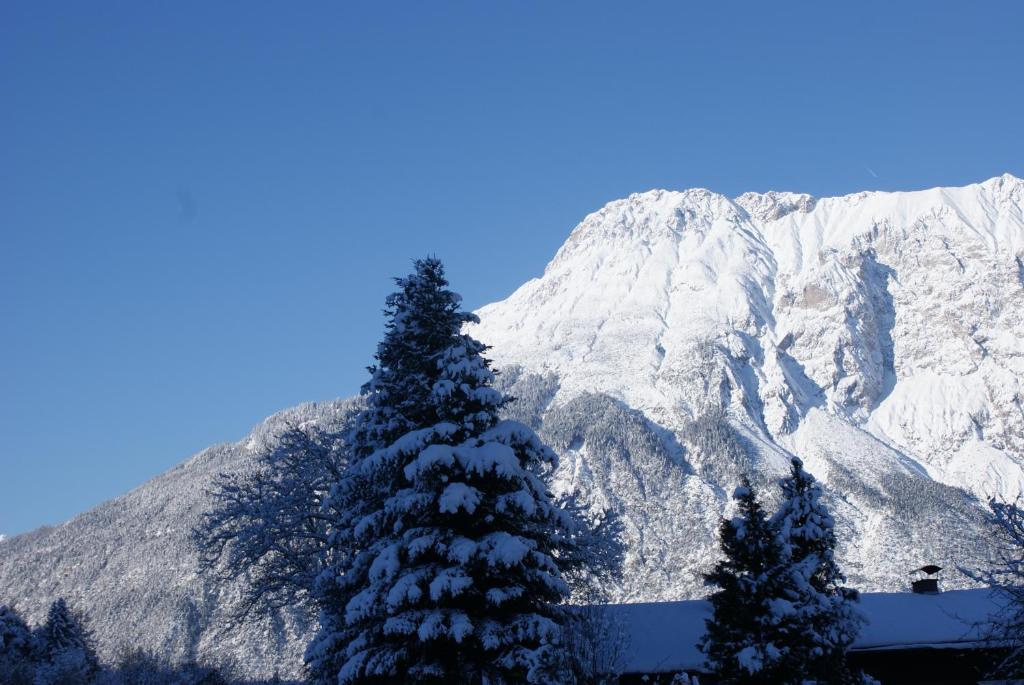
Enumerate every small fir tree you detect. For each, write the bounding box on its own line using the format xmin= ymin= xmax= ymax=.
xmin=699 ymin=480 xmax=794 ymax=684
xmin=32 ymin=598 xmax=97 ymax=684
xmin=771 ymin=458 xmax=864 ymax=683
xmin=36 ymin=599 xmax=92 ymax=658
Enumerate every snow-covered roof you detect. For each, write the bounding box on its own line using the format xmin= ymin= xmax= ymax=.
xmin=599 ymin=589 xmax=1006 ymax=674
xmin=854 ymin=590 xmax=1003 ymax=651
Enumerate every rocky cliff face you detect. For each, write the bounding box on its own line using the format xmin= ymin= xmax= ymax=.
xmin=2 ymin=176 xmax=1020 ymax=677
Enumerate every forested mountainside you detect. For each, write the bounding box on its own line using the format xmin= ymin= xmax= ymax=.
xmin=2 ymin=175 xmax=1020 ymax=677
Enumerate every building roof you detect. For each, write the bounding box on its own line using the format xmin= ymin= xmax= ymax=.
xmin=598 ymin=588 xmax=1007 ymax=674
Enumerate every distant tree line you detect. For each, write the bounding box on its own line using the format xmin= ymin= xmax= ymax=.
xmin=3 ymin=598 xmax=328 ymax=685
xmin=1 ymin=597 xmax=99 ymax=685
xmin=0 ymin=597 xmax=238 ymax=685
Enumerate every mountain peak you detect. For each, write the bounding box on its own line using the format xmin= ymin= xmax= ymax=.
xmin=552 ymin=187 xmax=742 ymax=263
xmin=558 ymin=174 xmax=1022 ymax=255
xmin=734 ymin=190 xmax=817 ymax=222
xmin=983 ymin=172 xmax=1024 ymax=198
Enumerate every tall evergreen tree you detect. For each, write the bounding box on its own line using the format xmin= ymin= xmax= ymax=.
xmin=699 ymin=480 xmax=794 ymax=684
xmin=307 ymin=257 xmax=480 ymax=682
xmin=771 ymin=458 xmax=864 ymax=684
xmin=336 ymin=341 xmax=577 ymax=684
xmin=32 ymin=598 xmax=97 ymax=685
xmin=308 ymin=258 xmax=618 ymax=684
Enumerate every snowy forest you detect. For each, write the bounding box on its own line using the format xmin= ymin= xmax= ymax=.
xmin=4 ymin=257 xmax=1024 ymax=685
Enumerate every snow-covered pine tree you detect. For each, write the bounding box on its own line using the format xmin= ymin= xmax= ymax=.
xmin=306 ymin=257 xmax=482 ymax=682
xmin=309 ymin=258 xmax=616 ymax=684
xmin=334 ymin=336 xmax=588 ymax=684
xmin=32 ymin=598 xmax=97 ymax=684
xmin=699 ymin=480 xmax=794 ymax=684
xmin=35 ymin=599 xmax=94 ymax=659
xmin=771 ymin=458 xmax=864 ymax=684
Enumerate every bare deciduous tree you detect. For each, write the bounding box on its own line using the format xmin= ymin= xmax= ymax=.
xmin=963 ymin=497 xmax=1024 ymax=678
xmin=193 ymin=423 xmax=348 ymax=625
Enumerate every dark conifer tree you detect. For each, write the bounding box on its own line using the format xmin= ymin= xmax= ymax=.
xmin=38 ymin=599 xmax=90 ymax=656
xmin=349 ymin=256 xmax=478 ymax=461
xmin=308 ymin=258 xmax=619 ymax=684
xmin=307 ymin=257 xmax=479 ymax=682
xmin=700 ymin=480 xmax=794 ymax=684
xmin=0 ymin=603 xmax=34 ymax=683
xmin=0 ymin=604 xmax=31 ymax=658
xmin=32 ymin=598 xmax=98 ymax=684
xmin=772 ymin=458 xmax=864 ymax=684
xmin=335 ymin=339 xmax=583 ymax=684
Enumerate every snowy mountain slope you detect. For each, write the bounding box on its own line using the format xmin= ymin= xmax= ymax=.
xmin=0 ymin=175 xmax=1019 ymax=677
xmin=0 ymin=400 xmax=358 ymax=679
xmin=497 ymin=371 xmax=987 ymax=603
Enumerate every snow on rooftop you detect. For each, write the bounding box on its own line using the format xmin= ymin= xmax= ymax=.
xmin=854 ymin=589 xmax=1003 ymax=651
xmin=598 ymin=588 xmax=1005 ymax=675
xmin=600 ymin=599 xmax=711 ymax=674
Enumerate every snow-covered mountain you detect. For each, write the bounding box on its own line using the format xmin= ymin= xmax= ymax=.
xmin=471 ymin=173 xmax=1023 ymax=602
xmin=473 ymin=173 xmax=1024 ymax=504
xmin=1 ymin=175 xmax=1020 ymax=677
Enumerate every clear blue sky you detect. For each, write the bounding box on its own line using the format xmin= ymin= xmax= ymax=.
xmin=2 ymin=1 xmax=1022 ymax=536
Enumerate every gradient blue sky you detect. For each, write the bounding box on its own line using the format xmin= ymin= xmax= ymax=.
xmin=2 ymin=1 xmax=1022 ymax=536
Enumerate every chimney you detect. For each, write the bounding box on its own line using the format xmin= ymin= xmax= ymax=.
xmin=910 ymin=565 xmax=942 ymax=594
